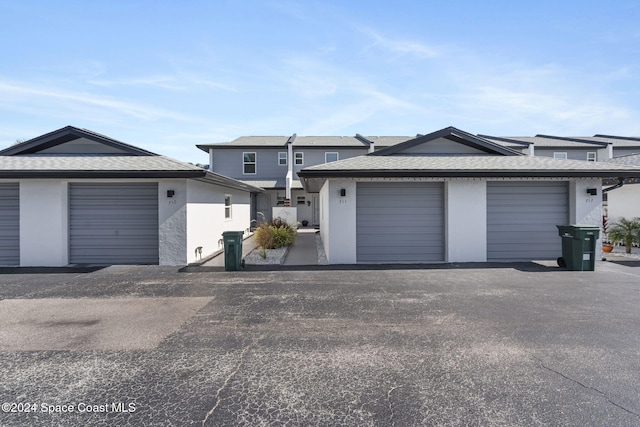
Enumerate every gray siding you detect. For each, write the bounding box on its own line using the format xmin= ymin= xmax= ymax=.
xmin=534 ymin=148 xmax=598 ymax=161
xmin=211 ymin=149 xmax=286 ymax=179
xmin=292 ymin=149 xmax=367 ymax=176
xmin=0 ymin=183 xmax=19 ymax=265
xmin=356 ymin=182 xmax=444 ymax=263
xmin=487 ymin=181 xmax=568 ymax=261
xmin=69 ymin=183 xmax=159 ymax=264
xmin=210 ymin=147 xmax=369 ymax=180
xmin=613 ymin=149 xmax=640 ymax=157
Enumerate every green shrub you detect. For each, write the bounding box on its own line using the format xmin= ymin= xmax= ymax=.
xmin=253 ymin=219 xmax=297 ymax=249
xmin=254 ymin=222 xmax=274 ymax=249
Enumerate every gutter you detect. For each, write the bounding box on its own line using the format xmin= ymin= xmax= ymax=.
xmin=603 ymin=177 xmax=624 ymax=193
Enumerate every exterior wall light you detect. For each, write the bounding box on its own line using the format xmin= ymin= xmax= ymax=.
xmin=167 ymin=190 xmax=175 ymax=198
xmin=340 ymin=188 xmax=346 ymax=197
xmin=586 ymin=188 xmax=597 ymax=196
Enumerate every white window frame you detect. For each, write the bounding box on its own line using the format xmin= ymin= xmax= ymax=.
xmin=224 ymin=194 xmax=232 ymax=219
xmin=294 ymin=152 xmax=304 ymax=166
xmin=243 ymin=152 xmax=256 ymax=175
xmin=587 ymin=152 xmax=597 ymax=162
xmin=278 ymin=152 xmax=287 ymax=166
xmin=325 ymin=152 xmax=339 ymax=163
xmin=553 ymin=152 xmax=568 ymax=159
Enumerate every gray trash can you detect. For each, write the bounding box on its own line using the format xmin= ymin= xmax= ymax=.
xmin=222 ymin=231 xmax=244 ymax=271
xmin=556 ymin=225 xmax=600 ymax=271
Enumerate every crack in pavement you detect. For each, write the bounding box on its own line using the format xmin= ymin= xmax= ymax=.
xmin=387 ymin=385 xmax=403 ymax=427
xmin=201 ymin=337 xmax=259 ymax=427
xmin=533 ymin=356 xmax=640 ymax=419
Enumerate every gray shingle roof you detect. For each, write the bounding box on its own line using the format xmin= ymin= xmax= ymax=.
xmin=482 ymin=136 xmax=603 ymax=148
xmin=0 ymin=154 xmax=204 ymax=173
xmin=606 ymin=153 xmax=640 ymax=167
xmin=0 ymin=154 xmax=265 ymax=192
xmin=198 ymin=135 xmax=370 ymax=150
xmin=199 ymin=132 xmax=640 ymax=152
xmin=299 ymin=154 xmax=640 ymax=176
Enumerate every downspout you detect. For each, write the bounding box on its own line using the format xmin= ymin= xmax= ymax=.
xmin=603 ymin=177 xmax=624 ymax=193
xmin=528 ymin=142 xmax=535 ymax=156
xmin=286 ymin=133 xmax=296 ymax=201
xmin=209 ymin=148 xmax=214 ymax=171
xmin=607 ymin=143 xmax=613 ymax=160
xmin=355 ymin=133 xmax=374 ymax=153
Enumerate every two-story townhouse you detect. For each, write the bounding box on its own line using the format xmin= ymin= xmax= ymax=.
xmin=480 ymin=134 xmax=640 ymax=222
xmin=197 ymin=135 xmax=413 ymax=225
xmin=480 ymin=134 xmax=640 ymax=161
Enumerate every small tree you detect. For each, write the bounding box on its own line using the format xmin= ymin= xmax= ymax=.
xmin=607 ymin=217 xmax=640 ymax=253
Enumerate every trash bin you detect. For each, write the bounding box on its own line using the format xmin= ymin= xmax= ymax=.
xmin=222 ymin=231 xmax=244 ymax=271
xmin=556 ymin=225 xmax=600 ymax=271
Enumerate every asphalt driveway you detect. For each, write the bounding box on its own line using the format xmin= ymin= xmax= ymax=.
xmin=0 ymin=261 xmax=639 ymax=426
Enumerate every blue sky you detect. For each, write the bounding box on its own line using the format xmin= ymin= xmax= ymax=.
xmin=1 ymin=1 xmax=640 ymax=163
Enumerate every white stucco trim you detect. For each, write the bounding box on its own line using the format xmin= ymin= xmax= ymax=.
xmin=321 ymin=179 xmax=356 ymax=264
xmin=19 ymin=180 xmax=68 ymax=266
xmin=318 ymin=177 xmax=602 ymax=265
xmin=445 ymin=180 xmax=487 ymax=262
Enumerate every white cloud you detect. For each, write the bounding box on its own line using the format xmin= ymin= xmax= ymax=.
xmin=357 ymin=26 xmax=439 ymax=59
xmin=0 ymin=79 xmax=193 ymax=122
xmin=88 ymin=74 xmax=238 ymax=92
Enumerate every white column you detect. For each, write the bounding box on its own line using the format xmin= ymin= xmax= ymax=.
xmin=286 ymin=141 xmax=293 ymax=200
xmin=445 ymin=180 xmax=487 ymax=262
xmin=20 ymin=180 xmax=68 ymax=266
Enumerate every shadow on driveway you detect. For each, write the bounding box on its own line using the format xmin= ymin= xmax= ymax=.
xmin=0 ymin=266 xmax=106 ymax=275
xmin=180 ymin=261 xmax=567 ymax=273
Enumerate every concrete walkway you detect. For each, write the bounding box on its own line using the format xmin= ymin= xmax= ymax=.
xmin=283 ymin=228 xmax=319 ymax=266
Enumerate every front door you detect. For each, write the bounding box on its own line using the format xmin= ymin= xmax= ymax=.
xmin=256 ymin=194 xmax=272 ymax=223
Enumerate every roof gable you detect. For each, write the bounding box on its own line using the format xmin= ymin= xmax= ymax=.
xmin=370 ymin=127 xmax=523 ymax=157
xmin=0 ymin=126 xmax=157 ymax=156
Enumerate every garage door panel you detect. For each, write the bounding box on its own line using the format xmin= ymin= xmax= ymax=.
xmin=0 ymin=183 xmax=19 ymax=265
xmin=487 ymin=181 xmax=568 ymax=261
xmin=357 ymin=182 xmax=444 ymax=263
xmin=69 ymin=183 xmax=159 ymax=264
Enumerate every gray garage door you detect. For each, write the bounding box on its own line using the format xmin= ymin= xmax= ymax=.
xmin=0 ymin=183 xmax=19 ymax=265
xmin=69 ymin=183 xmax=159 ymax=264
xmin=487 ymin=181 xmax=568 ymax=261
xmin=357 ymin=182 xmax=444 ymax=263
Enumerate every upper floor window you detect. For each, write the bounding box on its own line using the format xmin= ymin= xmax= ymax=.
xmin=587 ymin=152 xmax=597 ymax=162
xmin=325 ymin=152 xmax=339 ymax=163
xmin=294 ymin=152 xmax=304 ymax=165
xmin=225 ymin=195 xmax=232 ymax=219
xmin=553 ymin=152 xmax=567 ymax=160
xmin=278 ymin=152 xmax=287 ymax=166
xmin=243 ymin=152 xmax=256 ymax=174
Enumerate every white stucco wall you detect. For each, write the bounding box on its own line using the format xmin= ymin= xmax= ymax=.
xmin=185 ymin=180 xmax=251 ymax=264
xmin=605 ymin=184 xmax=640 ymax=223
xmin=272 ymin=207 xmax=297 ymax=225
xmin=158 ymin=179 xmax=188 ymax=265
xmin=321 ymin=179 xmax=357 ymax=264
xmin=570 ymin=178 xmax=603 ymax=226
xmin=317 ymin=177 xmax=604 ymax=265
xmin=319 ymin=181 xmax=331 ymax=260
xmin=13 ymin=178 xmax=253 ymax=267
xmin=445 ymin=180 xmax=487 ymax=262
xmin=570 ymin=178 xmax=603 ymax=261
xmin=19 ymin=180 xmax=68 ymax=266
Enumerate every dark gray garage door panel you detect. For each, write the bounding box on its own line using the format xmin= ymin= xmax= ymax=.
xmin=69 ymin=183 xmax=159 ymax=264
xmin=0 ymin=183 xmax=19 ymax=265
xmin=487 ymin=181 xmax=568 ymax=261
xmin=357 ymin=182 xmax=444 ymax=263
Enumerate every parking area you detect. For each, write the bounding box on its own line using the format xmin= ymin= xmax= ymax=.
xmin=0 ymin=261 xmax=639 ymax=426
